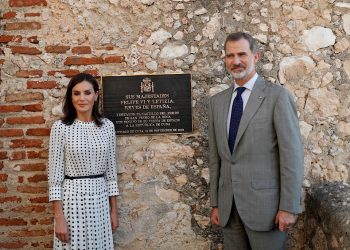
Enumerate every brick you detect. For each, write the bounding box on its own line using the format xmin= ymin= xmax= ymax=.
xmin=39 ymin=218 xmax=52 ymax=225
xmin=24 ymin=12 xmax=41 ymax=17
xmin=27 ymin=150 xmax=48 ymax=159
xmin=44 ymin=241 xmax=53 ymax=248
xmin=96 ymin=45 xmax=115 ymax=50
xmin=0 ymin=186 xmax=8 ymax=193
xmin=27 ymin=174 xmax=47 ymax=183
xmin=72 ymin=46 xmax=91 ymax=54
xmin=83 ymin=69 xmax=99 ymax=77
xmin=27 ymin=36 xmax=39 ymax=44
xmin=0 ymin=35 xmax=22 ymax=43
xmin=11 ymin=205 xmax=46 ymax=213
xmin=7 ymin=116 xmax=45 ymax=124
xmin=27 ymin=80 xmax=58 ymax=89
xmin=0 ymin=152 xmax=8 ymax=160
xmin=26 ymin=128 xmax=50 ymax=136
xmin=0 ymin=161 xmax=4 ymax=170
xmin=18 ymin=176 xmax=24 ymax=183
xmin=64 ymin=56 xmax=104 ymax=65
xmin=0 ymin=241 xmax=28 ymax=249
xmin=48 ymin=69 xmax=79 ymax=77
xmin=104 ymin=55 xmax=125 ymax=63
xmin=16 ymin=163 xmax=46 ymax=171
xmin=0 ymin=174 xmax=8 ymax=181
xmin=0 ymin=118 xmax=4 ymax=127
xmin=5 ymin=22 xmax=41 ymax=30
xmin=24 ymin=103 xmax=43 ymax=112
xmin=0 ymin=218 xmax=27 ymax=226
xmin=6 ymin=92 xmax=43 ymax=102
xmin=30 ymin=218 xmax=38 ymax=225
xmin=45 ymin=45 xmax=70 ymax=53
xmin=17 ymin=185 xmax=46 ymax=194
xmin=10 ymin=46 xmax=41 ymax=55
xmin=9 ymin=229 xmax=46 ymax=237
xmin=9 ymin=0 xmax=47 ymax=7
xmin=0 ymin=105 xmax=23 ymax=113
xmin=16 ymin=69 xmax=42 ymax=78
xmin=0 ymin=196 xmax=21 ymax=203
xmin=10 ymin=151 xmax=26 ymax=160
xmin=0 ymin=129 xmax=24 ymax=137
xmin=29 ymin=196 xmax=48 ymax=203
xmin=3 ymin=11 xmax=17 ymax=19
xmin=10 ymin=139 xmax=43 ymax=148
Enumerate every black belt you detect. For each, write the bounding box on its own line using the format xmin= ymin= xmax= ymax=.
xmin=64 ymin=174 xmax=104 ymax=180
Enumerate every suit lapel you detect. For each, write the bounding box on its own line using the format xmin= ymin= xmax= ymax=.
xmin=233 ymin=77 xmax=266 ymax=150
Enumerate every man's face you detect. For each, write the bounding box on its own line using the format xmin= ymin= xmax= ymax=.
xmin=224 ymin=38 xmax=259 ymax=85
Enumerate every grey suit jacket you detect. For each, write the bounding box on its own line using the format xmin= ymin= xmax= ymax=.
xmin=208 ymin=76 xmax=304 ymax=231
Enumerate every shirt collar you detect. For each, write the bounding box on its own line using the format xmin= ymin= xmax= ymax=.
xmin=234 ymin=73 xmax=258 ymax=91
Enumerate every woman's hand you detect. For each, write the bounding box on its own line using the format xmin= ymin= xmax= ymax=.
xmin=109 ymin=196 xmax=119 ymax=233
xmin=55 ymin=216 xmax=70 ymax=243
xmin=110 ymin=209 xmax=119 ymax=233
xmin=52 ymin=200 xmax=69 ymax=243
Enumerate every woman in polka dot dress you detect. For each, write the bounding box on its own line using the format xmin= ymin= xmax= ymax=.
xmin=48 ymin=73 xmax=119 ymax=249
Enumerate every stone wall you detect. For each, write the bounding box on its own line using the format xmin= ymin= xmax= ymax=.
xmin=0 ymin=0 xmax=349 ymax=249
xmin=305 ymin=182 xmax=350 ymax=249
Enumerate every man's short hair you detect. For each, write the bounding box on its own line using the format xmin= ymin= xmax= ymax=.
xmin=224 ymin=32 xmax=257 ymax=53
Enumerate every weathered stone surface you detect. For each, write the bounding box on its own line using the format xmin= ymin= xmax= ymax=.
xmin=145 ymin=60 xmax=158 ymax=71
xmin=159 ymin=43 xmax=188 ymax=59
xmin=301 ymin=26 xmax=336 ymax=51
xmin=146 ymin=28 xmax=172 ymax=45
xmin=337 ymin=121 xmax=350 ymax=136
xmin=202 ymin=13 xmax=221 ymax=39
xmin=209 ymin=84 xmax=230 ymax=96
xmin=51 ymin=104 xmax=63 ymax=116
xmin=175 ymin=174 xmax=188 ymax=186
xmin=342 ymin=60 xmax=350 ymax=79
xmin=334 ymin=37 xmax=350 ymax=53
xmin=305 ymin=183 xmax=350 ymax=249
xmin=193 ymin=214 xmax=210 ymax=229
xmin=278 ymin=56 xmax=316 ymax=84
xmin=342 ymin=13 xmax=350 ymax=35
xmin=290 ymin=6 xmax=309 ymax=20
xmin=299 ymin=121 xmax=313 ymax=141
xmin=156 ymin=186 xmax=180 ymax=203
xmin=305 ymin=88 xmax=340 ymax=117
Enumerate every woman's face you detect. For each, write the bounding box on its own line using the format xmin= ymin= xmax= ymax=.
xmin=71 ymin=80 xmax=98 ymax=119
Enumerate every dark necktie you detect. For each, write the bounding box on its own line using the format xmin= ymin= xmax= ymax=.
xmin=228 ymin=87 xmax=246 ymax=153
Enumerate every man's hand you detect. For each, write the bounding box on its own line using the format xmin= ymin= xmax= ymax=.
xmin=274 ymin=210 xmax=297 ymax=231
xmin=211 ymin=207 xmax=220 ymax=225
xmin=55 ymin=216 xmax=69 ymax=243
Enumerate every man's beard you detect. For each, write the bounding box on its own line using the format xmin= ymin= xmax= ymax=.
xmin=228 ymin=58 xmax=255 ymax=80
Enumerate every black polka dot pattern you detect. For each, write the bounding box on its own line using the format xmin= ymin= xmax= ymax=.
xmin=48 ymin=118 xmax=119 ymax=249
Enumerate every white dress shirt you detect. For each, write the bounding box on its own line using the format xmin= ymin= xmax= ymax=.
xmin=226 ymin=73 xmax=258 ymax=135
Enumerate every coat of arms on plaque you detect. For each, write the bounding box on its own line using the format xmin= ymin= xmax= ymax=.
xmin=140 ymin=77 xmax=154 ymax=93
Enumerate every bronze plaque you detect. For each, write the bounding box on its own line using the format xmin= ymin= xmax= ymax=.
xmin=102 ymin=74 xmax=192 ymax=135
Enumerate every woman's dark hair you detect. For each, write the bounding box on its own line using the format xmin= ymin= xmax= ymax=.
xmin=62 ymin=73 xmax=104 ymax=126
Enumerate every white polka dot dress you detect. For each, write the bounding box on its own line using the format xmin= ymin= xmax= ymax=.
xmin=48 ymin=118 xmax=119 ymax=250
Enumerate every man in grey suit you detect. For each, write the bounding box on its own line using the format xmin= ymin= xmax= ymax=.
xmin=209 ymin=32 xmax=304 ymax=249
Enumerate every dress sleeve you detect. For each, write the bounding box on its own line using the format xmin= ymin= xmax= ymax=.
xmin=105 ymin=121 xmax=119 ymax=196
xmin=48 ymin=121 xmax=65 ymax=201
